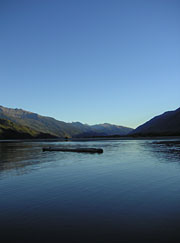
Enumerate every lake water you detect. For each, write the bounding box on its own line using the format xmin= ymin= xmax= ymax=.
xmin=0 ymin=139 xmax=180 ymax=242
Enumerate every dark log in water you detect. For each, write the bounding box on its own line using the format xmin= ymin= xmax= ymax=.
xmin=42 ymin=147 xmax=103 ymax=154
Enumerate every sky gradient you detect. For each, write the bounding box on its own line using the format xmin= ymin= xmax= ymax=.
xmin=0 ymin=0 xmax=179 ymax=128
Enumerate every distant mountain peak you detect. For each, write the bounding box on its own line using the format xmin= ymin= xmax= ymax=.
xmin=0 ymin=105 xmax=133 ymax=138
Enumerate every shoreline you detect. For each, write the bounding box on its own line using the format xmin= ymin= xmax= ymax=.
xmin=0 ymin=135 xmax=180 ymax=143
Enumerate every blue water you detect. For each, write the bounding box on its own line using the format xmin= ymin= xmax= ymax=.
xmin=0 ymin=139 xmax=180 ymax=242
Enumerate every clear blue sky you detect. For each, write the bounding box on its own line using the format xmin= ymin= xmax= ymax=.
xmin=0 ymin=0 xmax=179 ymax=128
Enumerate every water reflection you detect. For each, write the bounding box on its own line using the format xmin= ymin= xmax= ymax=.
xmin=1 ymin=139 xmax=180 ymax=242
xmin=145 ymin=140 xmax=180 ymax=163
xmin=1 ymin=139 xmax=180 ymax=177
xmin=0 ymin=142 xmax=46 ymax=177
xmin=0 ymin=141 xmax=106 ymax=177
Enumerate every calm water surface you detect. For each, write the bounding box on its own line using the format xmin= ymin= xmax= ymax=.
xmin=0 ymin=139 xmax=180 ymax=242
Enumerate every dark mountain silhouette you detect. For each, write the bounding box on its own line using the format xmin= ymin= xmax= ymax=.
xmin=0 ymin=106 xmax=133 ymax=138
xmin=131 ymin=107 xmax=180 ymax=136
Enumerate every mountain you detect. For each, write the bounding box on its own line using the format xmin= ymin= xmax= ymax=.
xmin=71 ymin=122 xmax=133 ymax=137
xmin=0 ymin=106 xmax=82 ymax=138
xmin=92 ymin=123 xmax=133 ymax=136
xmin=0 ymin=106 xmax=133 ymax=138
xmin=0 ymin=118 xmax=56 ymax=139
xmin=131 ymin=107 xmax=180 ymax=136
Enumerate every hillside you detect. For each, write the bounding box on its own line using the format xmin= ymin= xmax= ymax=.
xmin=0 ymin=106 xmax=81 ymax=138
xmin=0 ymin=106 xmax=133 ymax=138
xmin=131 ymin=107 xmax=180 ymax=136
xmin=0 ymin=118 xmax=56 ymax=139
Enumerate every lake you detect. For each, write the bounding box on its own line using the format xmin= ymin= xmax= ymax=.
xmin=0 ymin=139 xmax=180 ymax=242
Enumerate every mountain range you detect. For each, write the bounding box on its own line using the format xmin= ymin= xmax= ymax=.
xmin=0 ymin=105 xmax=179 ymax=139
xmin=0 ymin=105 xmax=133 ymax=139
